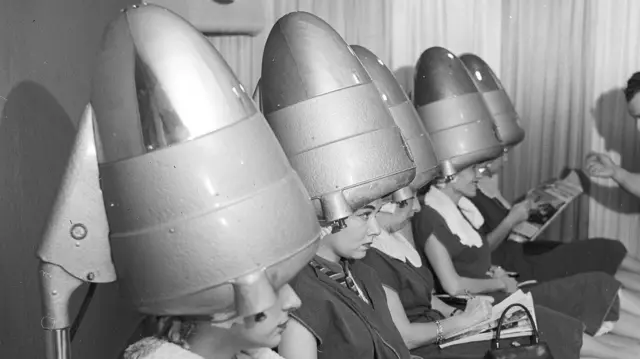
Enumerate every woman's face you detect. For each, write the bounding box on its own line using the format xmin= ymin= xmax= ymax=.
xmin=232 ymin=284 xmax=301 ymax=349
xmin=324 ymin=200 xmax=383 ymax=259
xmin=451 ymin=165 xmax=483 ymax=197
xmin=376 ymin=196 xmax=421 ymax=233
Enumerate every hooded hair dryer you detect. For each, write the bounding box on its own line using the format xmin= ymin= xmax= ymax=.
xmin=413 ymin=47 xmax=503 ymax=177
xmin=460 ymin=53 xmax=525 ymax=149
xmin=352 ymin=45 xmax=439 ymax=195
xmin=260 ymin=12 xmax=416 ymax=230
xmin=36 ymin=5 xmax=320 ymax=359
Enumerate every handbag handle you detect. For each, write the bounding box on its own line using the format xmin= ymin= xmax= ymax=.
xmin=492 ymin=303 xmax=539 ymax=350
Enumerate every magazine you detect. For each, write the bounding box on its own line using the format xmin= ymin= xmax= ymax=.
xmin=509 ymin=170 xmax=583 ymax=242
xmin=439 ymin=290 xmax=536 ymax=348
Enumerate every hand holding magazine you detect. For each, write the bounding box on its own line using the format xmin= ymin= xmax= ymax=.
xmin=509 ymin=170 xmax=584 ymax=243
xmin=439 ymin=290 xmax=537 ymax=348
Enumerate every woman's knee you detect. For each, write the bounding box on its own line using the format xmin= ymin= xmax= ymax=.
xmin=534 ymin=305 xmax=583 ymax=358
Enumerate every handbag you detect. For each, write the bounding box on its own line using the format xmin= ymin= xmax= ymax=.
xmin=484 ymin=303 xmax=553 ymax=359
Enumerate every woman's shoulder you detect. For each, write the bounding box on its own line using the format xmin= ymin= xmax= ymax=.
xmin=352 ymin=258 xmax=390 ymax=285
xmin=414 ymin=204 xmax=448 ymax=227
xmin=361 ymin=249 xmax=405 ymax=291
xmin=361 ymin=247 xmax=391 ymax=265
xmin=361 ymin=248 xmax=403 ymax=276
xmin=413 ymin=205 xmax=452 ymax=244
xmin=288 ymin=264 xmax=329 ymax=301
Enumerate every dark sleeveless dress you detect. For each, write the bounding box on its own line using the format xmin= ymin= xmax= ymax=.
xmin=412 ymin=205 xmax=621 ymax=336
xmin=470 ymin=190 xmax=627 ymax=282
xmin=361 ymin=248 xmax=583 ymax=359
xmin=287 ymin=255 xmax=411 ymax=359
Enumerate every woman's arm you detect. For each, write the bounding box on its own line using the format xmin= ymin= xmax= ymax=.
xmin=485 ymin=199 xmax=532 ymax=249
xmin=383 ymin=286 xmax=477 ymax=349
xmin=485 ymin=215 xmax=520 ymax=250
xmin=613 ymin=167 xmax=640 ymax=198
xmin=430 ymin=295 xmax=457 ymax=317
xmin=424 ymin=234 xmax=506 ymax=295
xmin=278 ymin=319 xmax=318 ymax=359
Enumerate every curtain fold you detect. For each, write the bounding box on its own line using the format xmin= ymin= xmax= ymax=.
xmin=499 ymin=0 xmax=593 ymax=243
xmin=208 ymin=0 xmax=390 ymax=97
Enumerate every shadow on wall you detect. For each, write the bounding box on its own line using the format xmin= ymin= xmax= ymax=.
xmin=0 ymin=81 xmax=141 ymax=358
xmin=587 ymin=87 xmax=640 ymax=214
xmin=0 ymin=81 xmax=76 ymax=355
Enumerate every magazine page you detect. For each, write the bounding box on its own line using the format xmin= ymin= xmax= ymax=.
xmin=509 ymin=170 xmax=583 ymax=242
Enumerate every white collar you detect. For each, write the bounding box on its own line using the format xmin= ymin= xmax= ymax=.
xmin=458 ymin=196 xmax=486 ymax=230
xmin=372 ymin=228 xmax=423 ymax=267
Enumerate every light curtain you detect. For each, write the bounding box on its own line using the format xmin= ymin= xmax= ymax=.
xmin=387 ymin=0 xmax=502 ymax=95
xmin=209 ymin=0 xmax=640 ymax=256
xmin=585 ymin=0 xmax=640 ymax=257
xmin=499 ymin=0 xmax=594 ymax=244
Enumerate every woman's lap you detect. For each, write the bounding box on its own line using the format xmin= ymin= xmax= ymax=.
xmin=495 ymin=239 xmax=627 ymax=282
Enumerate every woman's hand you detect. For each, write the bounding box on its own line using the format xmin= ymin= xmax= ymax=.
xmin=506 ymin=198 xmax=536 ymax=225
xmin=497 ymin=276 xmax=519 ymax=293
xmin=461 ymin=297 xmax=492 ymax=324
xmin=487 ymin=265 xmax=507 ymax=278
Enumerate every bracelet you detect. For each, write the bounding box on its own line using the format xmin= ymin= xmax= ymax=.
xmin=450 ymin=308 xmax=462 ymax=317
xmin=435 ymin=320 xmax=444 ymax=344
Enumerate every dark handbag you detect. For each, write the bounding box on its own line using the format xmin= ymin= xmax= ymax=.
xmin=484 ymin=303 xmax=553 ymax=359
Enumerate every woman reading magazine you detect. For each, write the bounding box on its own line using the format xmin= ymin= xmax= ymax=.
xmin=469 ymin=156 xmax=640 ymax=293
xmin=413 ymin=164 xmax=640 ymax=350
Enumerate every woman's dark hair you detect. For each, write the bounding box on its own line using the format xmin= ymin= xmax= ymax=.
xmin=154 ymin=316 xmax=198 ymax=349
xmin=417 ymin=178 xmax=443 ymax=196
xmin=624 ymin=72 xmax=640 ymax=102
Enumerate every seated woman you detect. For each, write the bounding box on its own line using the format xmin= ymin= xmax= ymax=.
xmin=277 ymin=200 xmax=413 ymax=359
xmin=413 ymin=164 xmax=640 ymax=344
xmin=469 ymin=155 xmax=640 ymax=292
xmin=362 ymin=195 xmax=640 ymax=359
xmin=124 ymin=286 xmax=299 ymax=359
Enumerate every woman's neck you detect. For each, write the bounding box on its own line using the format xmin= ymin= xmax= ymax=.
xmin=396 ymin=223 xmax=416 ymax=248
xmin=316 ymin=244 xmax=340 ymax=263
xmin=440 ymin=186 xmax=462 ymax=205
xmin=188 ymin=326 xmax=242 ymax=359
